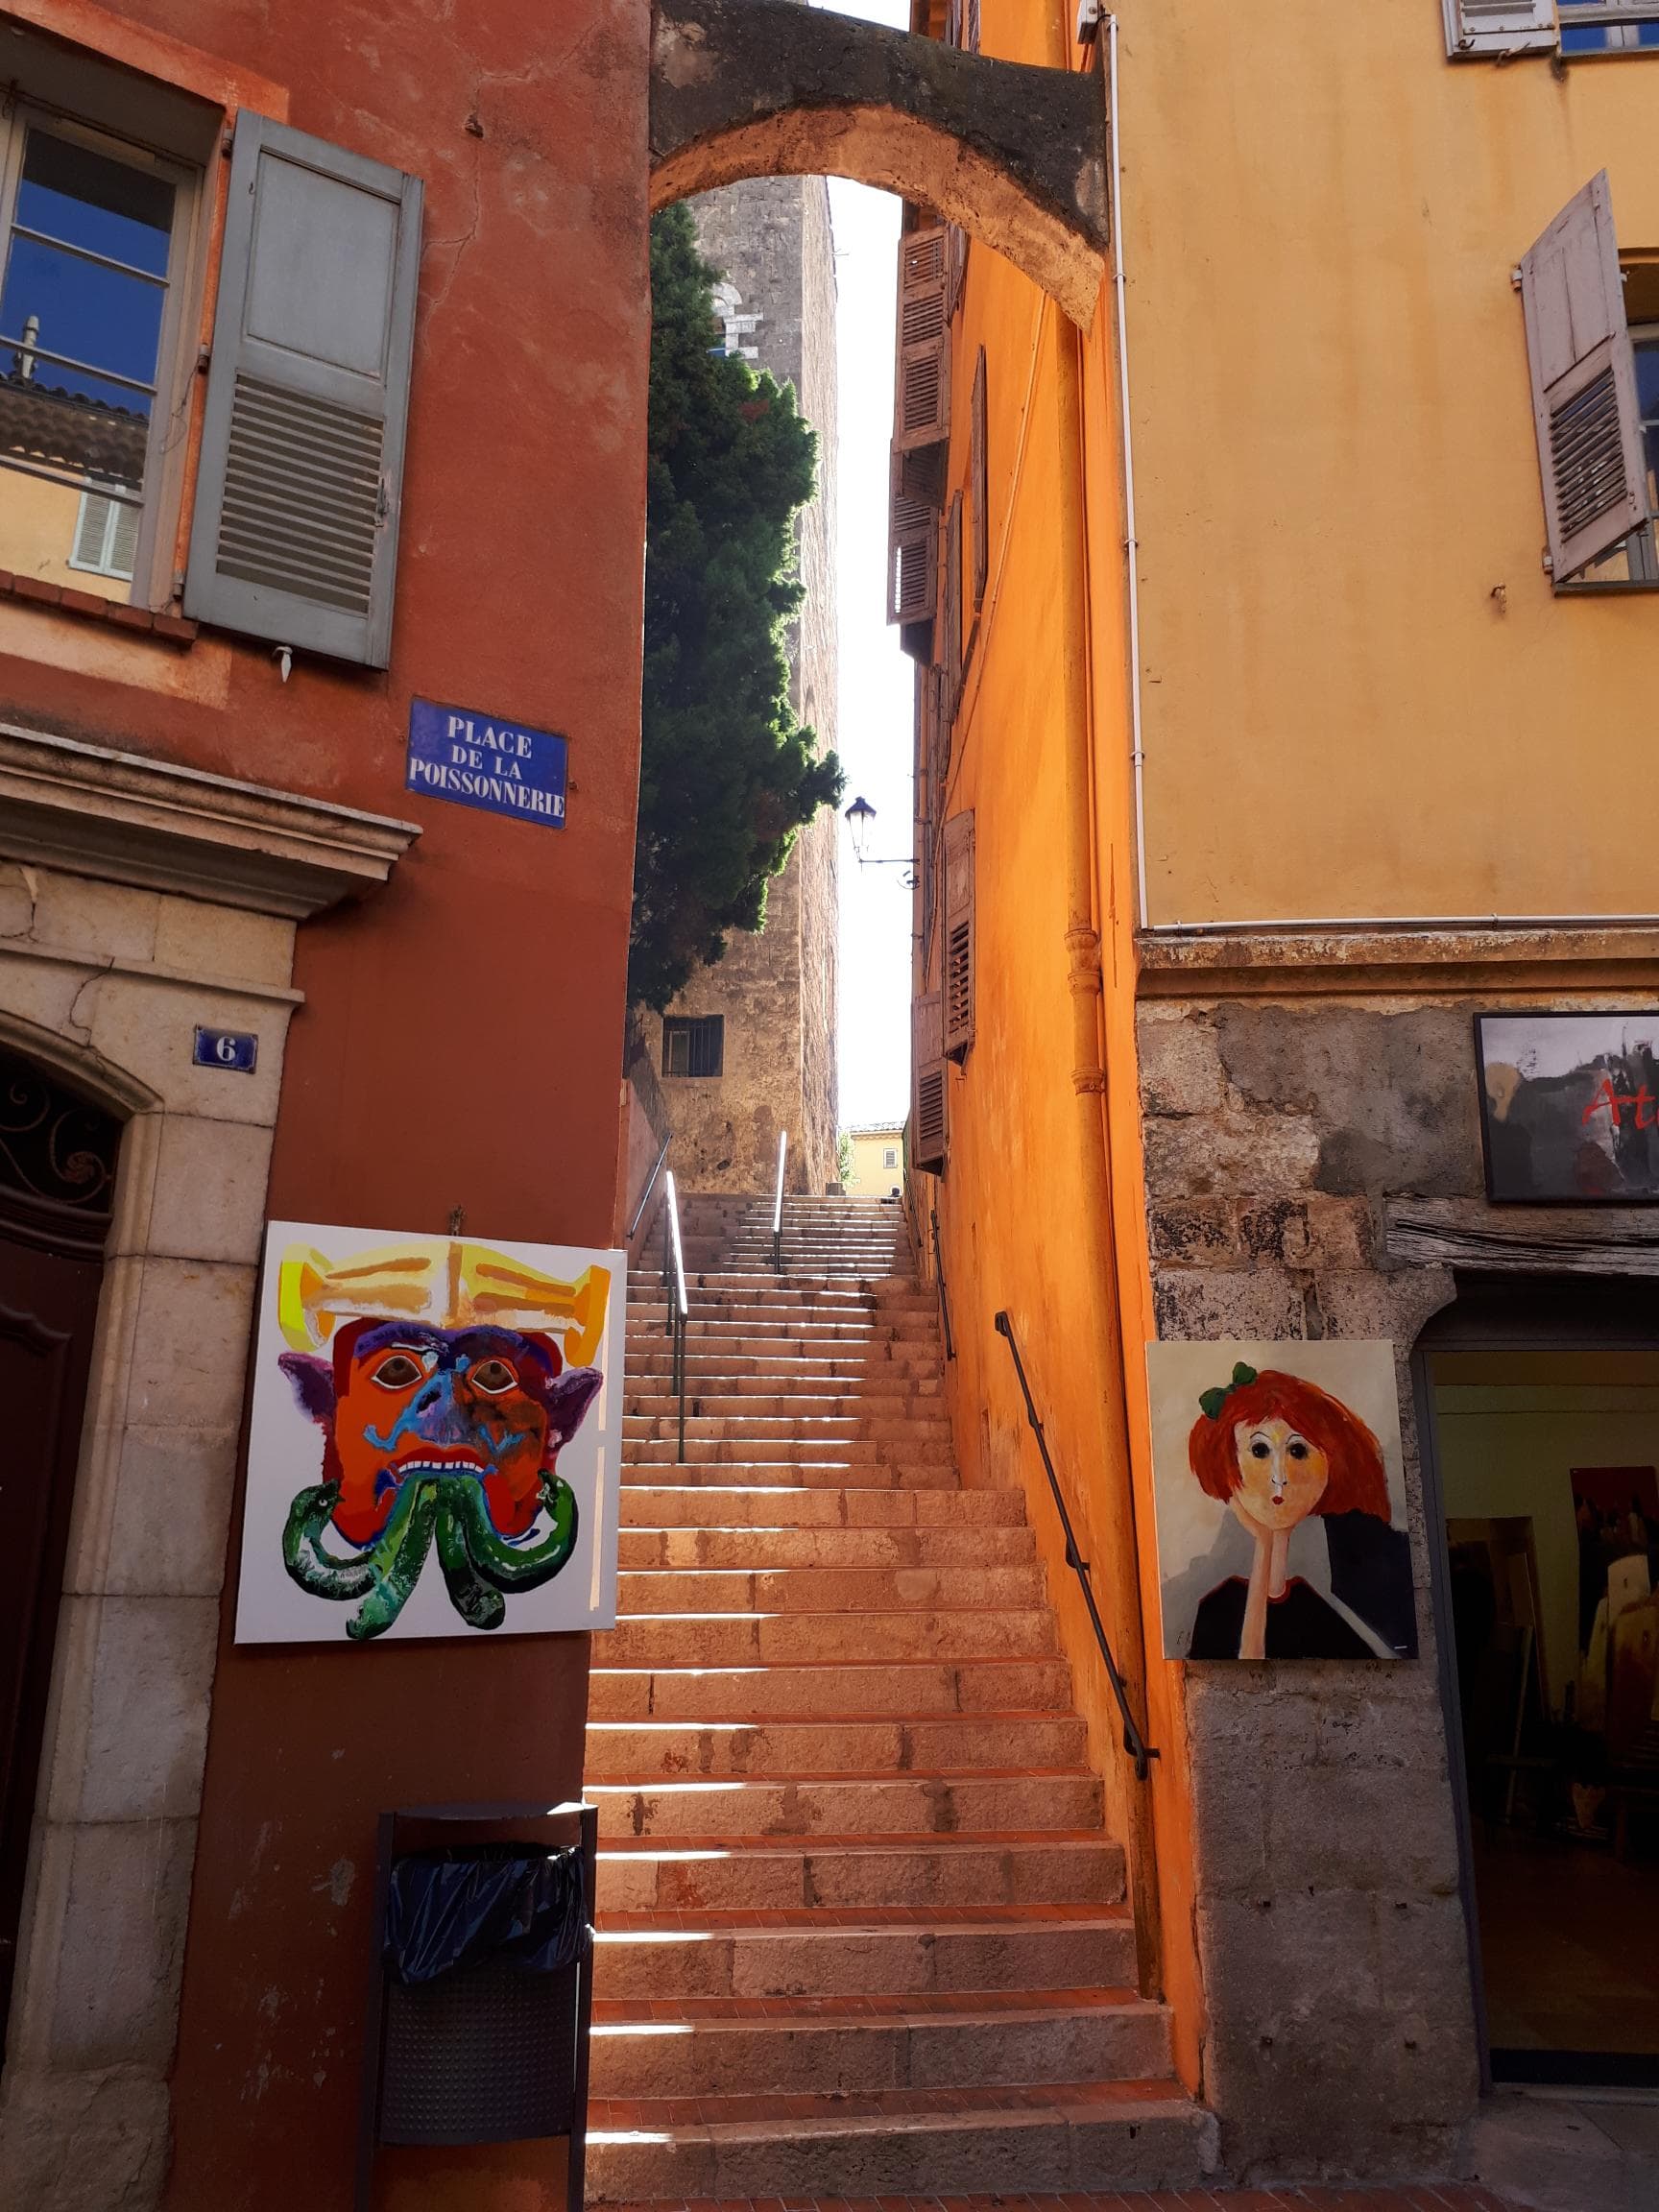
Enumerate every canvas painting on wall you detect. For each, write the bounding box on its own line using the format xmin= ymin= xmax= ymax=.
xmin=1146 ymin=1339 xmax=1417 ymax=1661
xmin=235 ymin=1222 xmax=624 ymax=1644
xmin=1477 ymin=1011 xmax=1659 ymax=1202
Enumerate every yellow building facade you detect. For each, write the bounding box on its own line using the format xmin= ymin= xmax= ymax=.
xmin=903 ymin=0 xmax=1659 ymax=2181
xmin=842 ymin=1120 xmax=905 ymax=1197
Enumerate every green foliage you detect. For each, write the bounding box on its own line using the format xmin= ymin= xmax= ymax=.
xmin=631 ymin=204 xmax=843 ymax=1012
xmin=836 ymin=1130 xmax=854 ymax=1187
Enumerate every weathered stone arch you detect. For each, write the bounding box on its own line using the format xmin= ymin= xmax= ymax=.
xmin=651 ymin=0 xmax=1109 ymax=327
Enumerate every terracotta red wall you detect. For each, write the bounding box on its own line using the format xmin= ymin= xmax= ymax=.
xmin=0 ymin=2 xmax=649 ymax=2203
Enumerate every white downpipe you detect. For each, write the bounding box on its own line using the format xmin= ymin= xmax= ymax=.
xmin=664 ymin=1167 xmax=687 ymax=1318
xmin=1107 ymin=16 xmax=1149 ymax=934
xmin=772 ymin=1130 xmax=788 ymax=1237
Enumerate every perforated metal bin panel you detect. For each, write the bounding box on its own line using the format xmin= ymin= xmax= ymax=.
xmin=379 ymin=1954 xmax=580 ymax=2145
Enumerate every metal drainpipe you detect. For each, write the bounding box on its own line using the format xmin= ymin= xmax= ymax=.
xmin=1053 ymin=297 xmax=1164 ymax=2002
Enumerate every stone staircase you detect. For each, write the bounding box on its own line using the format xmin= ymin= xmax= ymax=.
xmin=585 ymin=1192 xmax=1215 ymax=2199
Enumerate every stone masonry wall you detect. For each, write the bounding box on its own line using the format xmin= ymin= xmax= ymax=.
xmin=1138 ymin=992 xmax=1484 ymax=2179
xmin=645 ymin=169 xmax=839 ymax=1195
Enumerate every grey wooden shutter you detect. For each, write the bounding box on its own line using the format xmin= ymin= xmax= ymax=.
xmin=888 ymin=445 xmax=940 ymax=624
xmin=185 ymin=114 xmax=422 ymax=667
xmin=1443 ymin=1 xmax=1556 ymax=58
xmin=966 ymin=0 xmax=982 ymax=53
xmin=946 ymin=224 xmax=968 ymax=323
xmin=970 ymin=349 xmax=988 ymax=610
xmin=943 ymin=809 xmax=975 ymax=1062
xmin=1519 ymin=172 xmax=1648 ymax=582
xmin=912 ymin=991 xmax=946 ymax=1174
xmin=895 ymin=226 xmax=950 ymax=452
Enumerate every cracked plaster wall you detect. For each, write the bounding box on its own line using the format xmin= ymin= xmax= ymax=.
xmin=1138 ymin=994 xmax=1485 ymax=2179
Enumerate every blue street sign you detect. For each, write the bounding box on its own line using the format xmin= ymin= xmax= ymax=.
xmin=193 ymin=1027 xmax=258 ymax=1073
xmin=406 ymin=697 xmax=568 ymax=830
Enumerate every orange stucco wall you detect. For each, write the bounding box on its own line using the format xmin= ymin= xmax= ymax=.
xmin=925 ymin=1 xmax=1204 ymax=2095
xmin=1 ymin=2 xmax=649 ymax=2203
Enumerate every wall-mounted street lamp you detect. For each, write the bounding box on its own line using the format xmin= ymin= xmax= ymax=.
xmin=843 ymin=796 xmax=917 ymax=885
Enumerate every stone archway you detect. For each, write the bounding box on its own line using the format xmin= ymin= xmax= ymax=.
xmin=650 ymin=0 xmax=1109 ymax=326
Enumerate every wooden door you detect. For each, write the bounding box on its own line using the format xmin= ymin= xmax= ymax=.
xmin=0 ymin=1052 xmax=117 ymax=2043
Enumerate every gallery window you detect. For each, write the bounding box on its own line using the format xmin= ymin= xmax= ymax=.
xmin=0 ymin=112 xmax=198 ymax=608
xmin=662 ymin=1016 xmax=725 ymax=1079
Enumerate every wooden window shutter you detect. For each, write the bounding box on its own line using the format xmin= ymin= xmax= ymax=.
xmin=970 ymin=349 xmax=988 ymax=610
xmin=912 ymin=990 xmax=947 ymax=1174
xmin=1443 ymin=1 xmax=1556 ymax=59
xmin=946 ymin=225 xmax=968 ymax=322
xmin=1519 ymin=172 xmax=1647 ymax=583
xmin=895 ymin=225 xmax=950 ymax=452
xmin=941 ymin=490 xmax=963 ymax=725
xmin=966 ymin=0 xmax=982 ymax=53
xmin=943 ymin=809 xmax=975 ymax=1061
xmin=945 ymin=0 xmax=963 ymax=44
xmin=185 ymin=115 xmax=423 ymax=667
xmin=888 ymin=445 xmax=940 ymax=624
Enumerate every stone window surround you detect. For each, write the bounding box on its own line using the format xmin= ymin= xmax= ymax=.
xmin=0 ymin=720 xmax=416 ymax=2206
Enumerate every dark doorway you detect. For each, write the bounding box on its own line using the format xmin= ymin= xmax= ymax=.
xmin=1417 ymin=1276 xmax=1659 ymax=2087
xmin=0 ymin=1047 xmax=119 ymax=2044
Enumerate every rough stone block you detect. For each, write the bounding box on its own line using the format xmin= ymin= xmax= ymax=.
xmin=83 ymin=973 xmax=289 ymax=1128
xmin=1138 ymin=1006 xmax=1227 ymax=1117
xmin=1200 ymin=1888 xmax=1382 ymax=2021
xmin=70 ymin=1597 xmax=219 ymax=1823
xmin=102 ymin=1425 xmax=240 ymax=1599
xmin=1153 ymin=1266 xmax=1307 ymax=1345
xmin=1148 ymin=1200 xmax=1242 ymax=1266
xmin=1262 ymin=1761 xmax=1462 ymax=1893
xmin=141 ymin=1114 xmax=276 ymax=1266
xmin=0 ymin=2063 xmax=170 ymax=2212
xmin=1142 ymin=1108 xmax=1321 ymax=1201
xmin=28 ymin=872 xmax=160 ymax=965
xmin=125 ymin=1258 xmax=257 ymax=1431
xmin=152 ymin=896 xmax=294 ymax=989
xmin=44 ymin=1816 xmax=195 ymax=2070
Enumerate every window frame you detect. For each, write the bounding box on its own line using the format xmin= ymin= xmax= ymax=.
xmin=662 ymin=1015 xmax=725 ymax=1080
xmin=0 ymin=95 xmax=205 ymax=611
xmin=1557 ymin=0 xmax=1659 ymax=49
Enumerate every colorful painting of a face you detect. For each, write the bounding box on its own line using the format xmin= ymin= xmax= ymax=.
xmin=1146 ymin=1339 xmax=1417 ymax=1663
xmin=235 ymin=1226 xmax=625 ymax=1644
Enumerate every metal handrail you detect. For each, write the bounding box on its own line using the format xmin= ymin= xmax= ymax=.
xmin=993 ymin=1310 xmax=1158 ymax=1783
xmin=628 ymin=1130 xmax=672 ymax=1244
xmin=661 ymin=1168 xmax=689 ymax=1462
xmin=770 ymin=1128 xmax=788 ymax=1271
xmin=929 ymin=1206 xmax=955 ymax=1362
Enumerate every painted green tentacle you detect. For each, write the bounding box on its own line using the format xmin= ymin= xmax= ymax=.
xmin=435 ymin=1498 xmax=507 ymax=1631
xmin=346 ymin=1476 xmax=440 ymax=1642
xmin=444 ymin=1473 xmax=579 ymax=1594
xmin=282 ymin=1480 xmax=377 ymax=1600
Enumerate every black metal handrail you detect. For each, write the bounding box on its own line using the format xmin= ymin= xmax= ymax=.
xmin=930 ymin=1205 xmax=955 ymax=1362
xmin=993 ymin=1310 xmax=1157 ymax=1783
xmin=628 ymin=1130 xmax=672 ymax=1244
xmin=770 ymin=1128 xmax=787 ymax=1271
xmin=661 ymin=1167 xmax=688 ymax=1462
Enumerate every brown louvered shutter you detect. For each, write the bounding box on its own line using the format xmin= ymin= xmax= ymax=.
xmin=946 ymin=224 xmax=968 ymax=322
xmin=895 ymin=226 xmax=950 ymax=452
xmin=970 ymin=349 xmax=989 ymax=610
xmin=941 ymin=490 xmax=963 ymax=725
xmin=912 ymin=991 xmax=947 ymax=1174
xmin=185 ymin=115 xmax=422 ymax=667
xmin=966 ymin=0 xmax=982 ymax=52
xmin=943 ymin=810 xmax=975 ymax=1062
xmin=1519 ymin=172 xmax=1648 ymax=583
xmin=888 ymin=446 xmax=940 ymax=625
xmin=945 ymin=0 xmax=963 ymax=44
xmin=1443 ymin=1 xmax=1556 ymax=59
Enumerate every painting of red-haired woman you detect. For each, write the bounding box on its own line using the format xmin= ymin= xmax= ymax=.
xmin=1147 ymin=1342 xmax=1418 ymax=1661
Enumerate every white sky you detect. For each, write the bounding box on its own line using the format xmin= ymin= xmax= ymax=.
xmin=821 ymin=0 xmax=915 ymax=1130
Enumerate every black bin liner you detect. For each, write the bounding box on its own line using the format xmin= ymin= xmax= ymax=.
xmin=378 ymin=1845 xmax=588 ymax=2147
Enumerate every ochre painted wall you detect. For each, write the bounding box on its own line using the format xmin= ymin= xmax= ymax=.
xmin=1118 ymin=2 xmax=1659 ymax=925
xmin=926 ymin=0 xmax=1205 ymax=2096
xmin=0 ymin=2 xmax=649 ymax=2204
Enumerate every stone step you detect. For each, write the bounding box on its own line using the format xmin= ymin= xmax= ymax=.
xmin=585 ymin=2082 xmax=1214 ymax=2201
xmin=621 ymin=1414 xmax=953 ymax=1447
xmin=588 ymin=1655 xmax=1072 ymax=1720
xmin=620 ymin=1457 xmax=959 ymax=1489
xmin=622 ymin=1436 xmax=953 ymax=1467
xmin=590 ymin=1904 xmax=1135 ymax=2000
xmin=588 ymin=1767 xmax=1099 ymax=1839
xmin=632 ymin=1284 xmax=932 ymax=1310
xmin=587 ymin=1988 xmax=1169 ymax=2097
xmin=612 ymin=1565 xmax=1046 ymax=1614
xmin=584 ymin=1711 xmax=1088 ymax=1779
xmin=626 ymin=1318 xmax=937 ymax=1347
xmin=626 ymin=1351 xmax=943 ymax=1380
xmin=626 ymin=1372 xmax=944 ymax=1401
xmin=617 ymin=1484 xmax=1024 ymax=1529
xmin=592 ymin=1606 xmax=1060 ymax=1667
xmin=594 ymin=1832 xmax=1125 ymax=1912
xmin=613 ymin=1523 xmax=1036 ymax=1570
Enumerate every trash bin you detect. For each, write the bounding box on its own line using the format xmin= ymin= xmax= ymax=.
xmin=357 ymin=1801 xmax=596 ymax=2212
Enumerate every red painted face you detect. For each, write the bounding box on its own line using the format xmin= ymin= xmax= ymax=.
xmin=325 ymin=1321 xmax=560 ymax=1546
